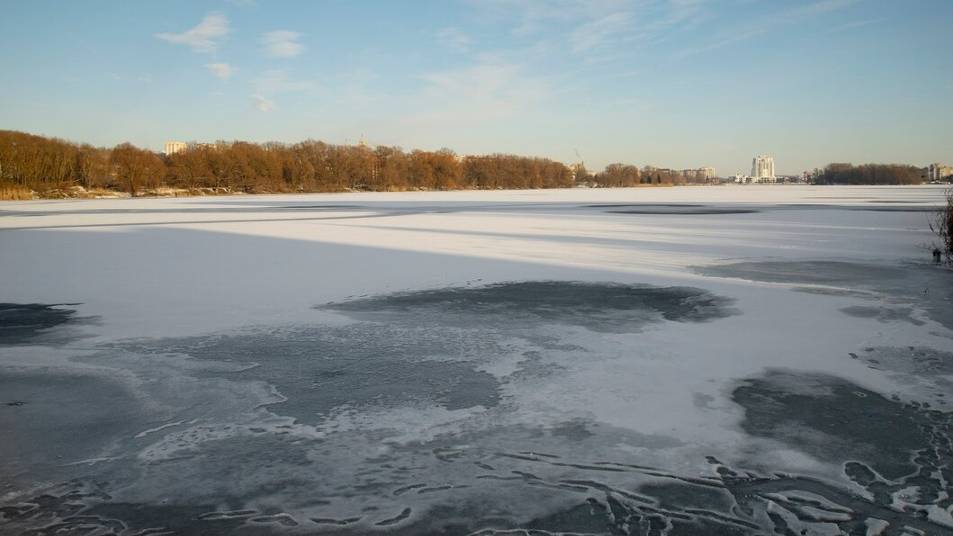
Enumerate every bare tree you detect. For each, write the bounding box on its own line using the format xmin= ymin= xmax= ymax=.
xmin=110 ymin=143 xmax=163 ymax=195
xmin=930 ymin=188 xmax=953 ymax=263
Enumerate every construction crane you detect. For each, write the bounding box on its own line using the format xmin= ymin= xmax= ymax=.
xmin=573 ymin=149 xmax=589 ymax=184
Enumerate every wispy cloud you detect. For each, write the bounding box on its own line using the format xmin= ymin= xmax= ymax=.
xmin=261 ymin=30 xmax=305 ymax=58
xmin=789 ymin=0 xmax=862 ymax=17
xmin=205 ymin=63 xmax=236 ymax=79
xmin=436 ymin=27 xmax=473 ymax=52
xmin=108 ymin=72 xmax=153 ymax=83
xmin=570 ymin=11 xmax=632 ymax=53
xmin=253 ymin=69 xmax=314 ymax=94
xmin=253 ymin=94 xmax=275 ymax=112
xmin=412 ymin=57 xmax=550 ymax=126
xmin=468 ymin=0 xmax=630 ymax=36
xmin=673 ymin=26 xmax=766 ymax=58
xmin=156 ymin=13 xmax=229 ymax=53
xmin=676 ymin=0 xmax=862 ymax=58
xmin=831 ymin=17 xmax=882 ymax=32
xmin=251 ymin=69 xmax=313 ymax=111
xmin=467 ymin=0 xmax=707 ymax=62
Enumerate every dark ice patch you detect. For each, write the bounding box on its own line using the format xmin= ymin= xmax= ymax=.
xmin=839 ymin=305 xmax=924 ymax=325
xmin=608 ymin=208 xmax=759 ymax=215
xmin=585 ymin=203 xmax=705 ymax=208
xmin=0 ymin=369 xmax=143 ymax=482
xmin=695 ymin=260 xmax=905 ymax=286
xmin=856 ymin=346 xmax=953 ymax=375
xmin=853 ymin=206 xmax=941 ymax=213
xmin=321 ymin=281 xmax=737 ymax=332
xmin=791 ymin=286 xmax=876 ymax=299
xmin=732 ymin=370 xmax=943 ymax=479
xmin=639 ymin=481 xmax=734 ymax=512
xmin=123 ymin=324 xmax=502 ymax=424
xmin=549 ymin=419 xmax=594 ymax=441
xmin=697 ymin=260 xmax=953 ymax=330
xmin=0 ymin=481 xmax=291 ymax=536
xmin=851 ymin=346 xmax=953 ymax=404
xmin=0 ymin=303 xmax=87 ymax=345
xmin=133 ymin=433 xmax=325 ymax=507
xmin=584 ymin=203 xmax=759 ymax=215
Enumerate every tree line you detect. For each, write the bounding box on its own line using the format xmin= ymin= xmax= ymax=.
xmin=0 ymin=130 xmax=718 ymax=198
xmin=813 ymin=163 xmax=925 ymax=185
xmin=2 ymin=130 xmax=936 ymax=198
xmin=578 ymin=163 xmax=690 ymax=187
xmin=0 ymin=130 xmax=576 ymax=196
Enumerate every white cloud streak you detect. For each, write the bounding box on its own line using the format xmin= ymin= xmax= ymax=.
xmin=262 ymin=30 xmax=305 ymax=58
xmin=675 ymin=0 xmax=862 ymax=58
xmin=250 ymin=69 xmax=314 ymax=111
xmin=253 ymin=69 xmax=314 ymax=94
xmin=156 ymin=13 xmax=229 ymax=53
xmin=413 ymin=58 xmax=550 ymax=126
xmin=570 ymin=11 xmax=632 ymax=53
xmin=205 ymin=63 xmax=236 ymax=79
xmin=436 ymin=27 xmax=473 ymax=52
xmin=253 ymin=94 xmax=275 ymax=112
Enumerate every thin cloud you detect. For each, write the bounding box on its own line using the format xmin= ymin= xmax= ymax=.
xmin=676 ymin=0 xmax=861 ymax=58
xmin=790 ymin=0 xmax=862 ymax=17
xmin=206 ymin=63 xmax=236 ymax=79
xmin=156 ymin=13 xmax=229 ymax=53
xmin=831 ymin=17 xmax=882 ymax=32
xmin=250 ymin=70 xmax=312 ymax=113
xmin=436 ymin=27 xmax=473 ymax=52
xmin=262 ymin=31 xmax=305 ymax=58
xmin=253 ymin=94 xmax=275 ymax=112
xmin=658 ymin=0 xmax=708 ymax=28
xmin=674 ymin=27 xmax=766 ymax=58
xmin=253 ymin=69 xmax=314 ymax=94
xmin=414 ymin=58 xmax=550 ymax=125
xmin=570 ymin=11 xmax=632 ymax=54
xmin=466 ymin=0 xmax=632 ymax=36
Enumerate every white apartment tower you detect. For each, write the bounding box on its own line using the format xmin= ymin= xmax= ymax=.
xmin=164 ymin=141 xmax=187 ymax=156
xmin=751 ymin=155 xmax=775 ymax=181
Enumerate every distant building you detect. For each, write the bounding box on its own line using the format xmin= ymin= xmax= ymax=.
xmin=751 ymin=155 xmax=776 ymax=182
xmin=679 ymin=167 xmax=716 ymax=181
xmin=164 ymin=141 xmax=187 ymax=156
xmin=928 ymin=163 xmax=953 ymax=182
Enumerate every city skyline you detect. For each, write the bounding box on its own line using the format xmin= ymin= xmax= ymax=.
xmin=2 ymin=1 xmax=952 ymax=174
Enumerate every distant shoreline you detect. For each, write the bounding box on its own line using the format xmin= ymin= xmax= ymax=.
xmin=2 ymin=182 xmax=948 ymax=204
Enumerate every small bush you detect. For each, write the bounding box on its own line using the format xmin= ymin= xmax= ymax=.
xmin=931 ymin=188 xmax=953 ymax=263
xmin=0 ymin=183 xmax=33 ymax=200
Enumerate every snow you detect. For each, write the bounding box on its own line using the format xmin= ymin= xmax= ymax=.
xmin=1 ymin=184 xmax=951 ymax=534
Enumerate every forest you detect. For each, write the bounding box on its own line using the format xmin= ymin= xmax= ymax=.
xmin=1 ymin=130 xmax=936 ymax=200
xmin=813 ymin=163 xmax=926 ymax=185
xmin=0 ymin=130 xmax=710 ymax=199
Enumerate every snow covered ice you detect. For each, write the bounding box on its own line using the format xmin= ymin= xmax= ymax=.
xmin=1 ymin=185 xmax=952 ymax=535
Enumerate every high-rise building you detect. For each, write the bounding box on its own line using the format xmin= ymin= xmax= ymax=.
xmin=164 ymin=141 xmax=187 ymax=156
xmin=751 ymin=155 xmax=775 ymax=182
xmin=928 ymin=163 xmax=953 ymax=182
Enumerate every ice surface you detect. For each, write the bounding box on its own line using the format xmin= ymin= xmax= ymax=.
xmin=1 ymin=185 xmax=952 ymax=534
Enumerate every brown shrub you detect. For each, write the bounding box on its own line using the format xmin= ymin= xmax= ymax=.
xmin=0 ymin=183 xmax=34 ymax=200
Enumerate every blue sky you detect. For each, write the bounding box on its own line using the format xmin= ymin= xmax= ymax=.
xmin=1 ymin=0 xmax=951 ymax=174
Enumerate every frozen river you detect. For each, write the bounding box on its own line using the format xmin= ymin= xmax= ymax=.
xmin=1 ymin=185 xmax=952 ymax=535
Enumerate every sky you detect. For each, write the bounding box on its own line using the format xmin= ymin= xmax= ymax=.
xmin=1 ymin=0 xmax=951 ymax=175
